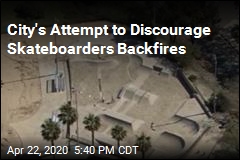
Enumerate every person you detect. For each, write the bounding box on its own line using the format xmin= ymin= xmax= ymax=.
xmin=150 ymin=122 xmax=155 ymax=131
xmin=106 ymin=96 xmax=115 ymax=104
xmin=111 ymin=96 xmax=115 ymax=103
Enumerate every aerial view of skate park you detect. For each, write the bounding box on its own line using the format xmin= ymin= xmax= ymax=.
xmin=1 ymin=1 xmax=239 ymax=159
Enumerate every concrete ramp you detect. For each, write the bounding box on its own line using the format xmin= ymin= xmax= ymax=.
xmin=122 ymin=84 xmax=158 ymax=105
xmin=70 ymin=135 xmax=96 ymax=146
xmin=99 ymin=112 xmax=145 ymax=132
xmin=173 ymin=115 xmax=200 ymax=134
xmin=159 ymin=131 xmax=185 ymax=153
xmin=95 ymin=133 xmax=117 ymax=147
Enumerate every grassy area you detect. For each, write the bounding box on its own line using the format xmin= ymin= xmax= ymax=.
xmin=214 ymin=116 xmax=239 ymax=159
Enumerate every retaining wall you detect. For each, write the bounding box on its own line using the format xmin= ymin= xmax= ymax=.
xmin=176 ymin=68 xmax=212 ymax=118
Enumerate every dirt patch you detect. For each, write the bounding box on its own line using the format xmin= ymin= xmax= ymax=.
xmin=9 ymin=101 xmax=41 ymax=122
xmin=1 ymin=34 xmax=42 ymax=125
xmin=1 ymin=124 xmax=22 ymax=157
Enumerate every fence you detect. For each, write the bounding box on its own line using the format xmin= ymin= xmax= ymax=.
xmin=176 ymin=68 xmax=197 ymax=98
xmin=176 ymin=68 xmax=212 ymax=118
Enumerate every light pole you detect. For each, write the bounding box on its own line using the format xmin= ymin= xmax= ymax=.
xmin=97 ymin=66 xmax=104 ymax=103
xmin=54 ymin=17 xmax=59 ymax=76
xmin=214 ymin=54 xmax=217 ymax=79
xmin=54 ymin=17 xmax=59 ymax=92
xmin=213 ymin=54 xmax=217 ymax=113
xmin=71 ymin=87 xmax=79 ymax=145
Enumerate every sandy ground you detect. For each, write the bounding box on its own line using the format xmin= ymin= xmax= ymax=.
xmin=1 ymin=33 xmax=42 ymax=154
